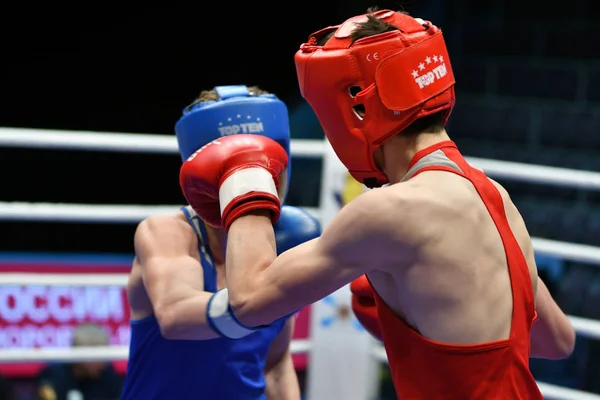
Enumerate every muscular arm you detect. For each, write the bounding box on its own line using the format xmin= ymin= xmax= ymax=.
xmin=530 ymin=277 xmax=575 ymax=359
xmin=264 ymin=317 xmax=301 ymax=400
xmin=135 ymin=215 xmax=219 ymax=340
xmin=226 ymin=191 xmax=393 ymax=327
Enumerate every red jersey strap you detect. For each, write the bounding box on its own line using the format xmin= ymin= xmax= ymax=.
xmin=401 ymin=141 xmax=536 ymax=338
xmin=406 ymin=140 xmax=459 ymax=170
xmin=401 ymin=141 xmax=464 ymax=182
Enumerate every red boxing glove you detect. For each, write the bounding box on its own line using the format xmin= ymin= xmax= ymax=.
xmin=179 ymin=134 xmax=288 ymax=230
xmin=350 ymin=275 xmax=383 ymax=341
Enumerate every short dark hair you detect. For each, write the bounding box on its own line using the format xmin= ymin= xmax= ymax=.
xmin=316 ymin=7 xmax=400 ymax=46
xmin=185 ymin=86 xmax=270 ymax=112
xmin=350 ymin=7 xmax=402 ymax=42
xmin=317 ymin=7 xmax=446 ymax=135
xmin=195 ymin=86 xmax=269 ymax=103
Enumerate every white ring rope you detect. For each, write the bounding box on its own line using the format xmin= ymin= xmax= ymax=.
xmin=0 ymin=202 xmax=182 ymax=223
xmin=0 ymin=340 xmax=313 ymax=364
xmin=3 ymin=128 xmax=600 ymax=400
xmin=3 ymin=127 xmax=600 ymax=189
xmin=2 ymin=202 xmax=600 ymax=267
xmin=466 ymin=156 xmax=600 ymax=191
xmin=1 ymin=341 xmax=591 ymax=400
xmin=0 ymin=127 xmax=326 ymax=158
xmin=0 ymin=202 xmax=321 ymax=224
xmin=0 ymin=341 xmax=592 ymax=400
xmin=0 ymin=273 xmax=129 ymax=286
xmin=535 ymin=383 xmax=600 ymax=400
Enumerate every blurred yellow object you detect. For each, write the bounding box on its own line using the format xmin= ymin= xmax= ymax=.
xmin=341 ymin=172 xmax=364 ymax=205
xmin=38 ymin=385 xmax=57 ymax=400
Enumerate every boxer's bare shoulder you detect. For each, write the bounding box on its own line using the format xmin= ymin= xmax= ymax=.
xmin=134 ymin=213 xmax=198 ymax=256
xmin=128 ymin=212 xmax=200 ymax=320
xmin=320 ymin=183 xmax=426 ymax=269
xmin=329 ymin=172 xmax=537 ymax=270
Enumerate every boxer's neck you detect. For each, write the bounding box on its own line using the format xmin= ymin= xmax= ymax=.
xmin=204 ymin=224 xmax=227 ymax=265
xmin=381 ymin=130 xmax=450 ymax=184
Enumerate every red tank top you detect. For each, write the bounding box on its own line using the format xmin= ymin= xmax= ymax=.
xmin=370 ymin=141 xmax=542 ymax=400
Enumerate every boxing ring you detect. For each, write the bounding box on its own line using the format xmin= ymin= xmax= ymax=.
xmin=1 ymin=127 xmax=600 ymax=400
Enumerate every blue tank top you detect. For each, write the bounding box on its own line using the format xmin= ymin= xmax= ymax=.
xmin=121 ymin=206 xmax=287 ymax=400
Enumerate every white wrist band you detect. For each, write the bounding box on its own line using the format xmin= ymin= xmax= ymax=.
xmin=207 ymin=289 xmax=256 ymax=339
xmin=218 ymin=167 xmax=278 ymax=216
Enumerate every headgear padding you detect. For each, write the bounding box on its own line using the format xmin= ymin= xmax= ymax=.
xmin=295 ymin=10 xmax=456 ymax=188
xmin=175 ymin=85 xmax=292 ymax=198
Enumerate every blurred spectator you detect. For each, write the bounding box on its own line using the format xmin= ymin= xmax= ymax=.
xmin=36 ymin=324 xmax=122 ymax=400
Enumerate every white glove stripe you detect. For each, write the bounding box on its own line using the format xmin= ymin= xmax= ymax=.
xmin=207 ymin=289 xmax=255 ymax=339
xmin=219 ymin=167 xmax=278 ymax=216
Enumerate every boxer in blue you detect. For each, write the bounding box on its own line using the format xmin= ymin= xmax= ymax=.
xmin=120 ymin=85 xmax=319 ymax=400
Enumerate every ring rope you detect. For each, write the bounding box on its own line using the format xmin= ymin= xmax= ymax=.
xmin=0 ymin=340 xmax=313 ymax=364
xmin=1 ymin=202 xmax=599 ymax=266
xmin=3 ymin=127 xmax=600 ymax=189
xmin=0 ymin=202 xmax=318 ymax=223
xmin=0 ymin=342 xmax=593 ymax=400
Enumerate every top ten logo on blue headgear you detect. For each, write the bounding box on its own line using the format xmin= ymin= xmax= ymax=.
xmin=174 ymin=85 xmax=291 ymax=163
xmin=217 ymin=113 xmax=265 ymax=137
xmin=174 ymin=84 xmax=293 ymax=201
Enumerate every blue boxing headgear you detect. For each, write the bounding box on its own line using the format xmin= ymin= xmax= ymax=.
xmin=175 ymin=85 xmax=292 ymax=199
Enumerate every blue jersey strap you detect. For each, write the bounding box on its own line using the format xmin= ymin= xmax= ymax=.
xmin=180 ymin=206 xmax=217 ymax=292
xmin=180 ymin=206 xmax=256 ymax=339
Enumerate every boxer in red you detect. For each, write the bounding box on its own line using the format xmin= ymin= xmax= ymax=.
xmin=179 ymin=8 xmax=576 ymax=399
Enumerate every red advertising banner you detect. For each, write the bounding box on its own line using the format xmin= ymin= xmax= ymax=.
xmin=0 ymin=253 xmax=310 ymax=377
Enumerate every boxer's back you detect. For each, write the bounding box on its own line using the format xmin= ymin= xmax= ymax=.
xmin=369 ymin=171 xmax=537 ymax=344
xmin=367 ymin=141 xmax=541 ymax=399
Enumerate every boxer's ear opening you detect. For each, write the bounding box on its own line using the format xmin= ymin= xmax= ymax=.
xmin=349 ymin=86 xmax=362 ymax=98
xmin=353 ymin=104 xmax=365 ymax=120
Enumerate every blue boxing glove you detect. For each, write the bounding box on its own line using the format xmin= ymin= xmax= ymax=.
xmin=274 ymin=206 xmax=322 ymax=254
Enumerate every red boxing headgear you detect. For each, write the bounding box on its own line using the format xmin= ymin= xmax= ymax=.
xmin=295 ymin=10 xmax=456 ymax=187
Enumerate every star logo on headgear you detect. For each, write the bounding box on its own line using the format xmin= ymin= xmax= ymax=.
xmin=411 ymin=54 xmax=448 ymax=89
xmin=217 ymin=115 xmax=264 ymax=136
